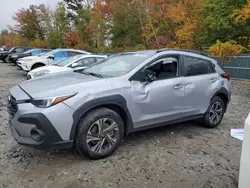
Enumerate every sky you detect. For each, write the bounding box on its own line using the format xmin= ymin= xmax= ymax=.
xmin=0 ymin=0 xmax=60 ymax=31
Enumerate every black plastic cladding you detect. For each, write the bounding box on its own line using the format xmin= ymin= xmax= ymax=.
xmin=70 ymin=95 xmax=134 ymax=140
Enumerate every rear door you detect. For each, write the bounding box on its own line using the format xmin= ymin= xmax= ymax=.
xmin=182 ymin=55 xmax=221 ymax=117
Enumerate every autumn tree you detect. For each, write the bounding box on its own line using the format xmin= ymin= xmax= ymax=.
xmin=47 ymin=2 xmax=69 ymax=48
xmin=198 ymin=0 xmax=247 ymax=49
xmin=234 ymin=0 xmax=250 ymax=47
xmin=208 ymin=40 xmax=245 ymax=65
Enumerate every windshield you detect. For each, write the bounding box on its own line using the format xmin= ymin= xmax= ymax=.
xmin=9 ymin=47 xmax=15 ymax=52
xmin=40 ymin=50 xmax=58 ymax=57
xmin=56 ymin=55 xmax=84 ymax=67
xmin=83 ymin=52 xmax=153 ymax=77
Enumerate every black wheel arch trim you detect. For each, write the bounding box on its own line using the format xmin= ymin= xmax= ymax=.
xmin=213 ymin=87 xmax=230 ymax=104
xmin=70 ymin=95 xmax=134 ymax=140
xmin=31 ymin=62 xmax=46 ymax=69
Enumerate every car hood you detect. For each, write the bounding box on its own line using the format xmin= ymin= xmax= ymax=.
xmin=20 ymin=56 xmax=44 ymax=61
xmin=28 ymin=65 xmax=70 ymax=75
xmin=0 ymin=51 xmax=10 ymax=55
xmin=19 ymin=71 xmax=103 ymax=98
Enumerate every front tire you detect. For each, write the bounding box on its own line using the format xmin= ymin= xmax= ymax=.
xmin=203 ymin=96 xmax=225 ymax=128
xmin=75 ymin=108 xmax=124 ymax=159
xmin=31 ymin=64 xmax=44 ymax=70
xmin=3 ymin=56 xmax=8 ymax=63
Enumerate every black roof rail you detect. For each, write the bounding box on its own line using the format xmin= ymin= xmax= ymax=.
xmin=157 ymin=48 xmax=208 ymax=56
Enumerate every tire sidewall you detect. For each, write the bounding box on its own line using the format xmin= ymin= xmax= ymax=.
xmin=76 ymin=108 xmax=124 ymax=159
xmin=204 ymin=96 xmax=225 ymax=128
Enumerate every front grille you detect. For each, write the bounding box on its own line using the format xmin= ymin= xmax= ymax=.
xmin=7 ymin=95 xmax=18 ymax=119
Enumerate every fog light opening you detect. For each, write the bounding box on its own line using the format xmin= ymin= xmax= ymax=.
xmin=30 ymin=129 xmax=45 ymax=142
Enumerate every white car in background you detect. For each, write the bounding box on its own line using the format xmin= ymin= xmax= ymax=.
xmin=17 ymin=49 xmax=90 ymax=71
xmin=27 ymin=54 xmax=107 ymax=80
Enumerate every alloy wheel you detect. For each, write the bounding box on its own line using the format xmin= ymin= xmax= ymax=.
xmin=86 ymin=118 xmax=119 ymax=154
xmin=209 ymin=101 xmax=223 ymax=125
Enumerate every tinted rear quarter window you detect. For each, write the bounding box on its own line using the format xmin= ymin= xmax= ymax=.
xmin=68 ymin=51 xmax=83 ymax=57
xmin=184 ymin=56 xmax=215 ymax=76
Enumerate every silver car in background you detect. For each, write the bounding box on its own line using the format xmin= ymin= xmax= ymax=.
xmin=8 ymin=49 xmax=231 ymax=159
xmin=27 ymin=54 xmax=107 ymax=79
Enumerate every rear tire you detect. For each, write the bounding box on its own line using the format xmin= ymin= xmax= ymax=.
xmin=203 ymin=96 xmax=225 ymax=128
xmin=75 ymin=108 xmax=124 ymax=159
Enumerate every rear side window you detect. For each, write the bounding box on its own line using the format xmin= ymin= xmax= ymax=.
xmin=68 ymin=51 xmax=83 ymax=57
xmin=31 ymin=49 xmax=41 ymax=56
xmin=183 ymin=56 xmax=215 ymax=76
xmin=77 ymin=57 xmax=97 ymax=67
xmin=54 ymin=51 xmax=67 ymax=58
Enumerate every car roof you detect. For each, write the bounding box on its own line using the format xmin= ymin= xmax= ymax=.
xmin=54 ymin=48 xmax=90 ymax=54
xmin=72 ymin=54 xmax=107 ymax=60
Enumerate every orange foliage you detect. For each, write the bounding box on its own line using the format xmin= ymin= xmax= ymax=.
xmin=65 ymin=31 xmax=85 ymax=49
xmin=165 ymin=0 xmax=202 ymax=49
xmin=28 ymin=39 xmax=48 ymax=48
xmin=3 ymin=33 xmax=27 ymax=47
xmin=208 ymin=40 xmax=245 ymax=64
xmin=234 ymin=0 xmax=250 ymax=21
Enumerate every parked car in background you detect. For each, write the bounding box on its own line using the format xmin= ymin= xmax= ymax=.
xmin=239 ymin=113 xmax=250 ymax=188
xmin=7 ymin=48 xmax=51 ymax=64
xmin=8 ymin=49 xmax=231 ymax=159
xmin=27 ymin=54 xmax=107 ymax=80
xmin=17 ymin=49 xmax=91 ymax=71
xmin=0 ymin=46 xmax=32 ymax=62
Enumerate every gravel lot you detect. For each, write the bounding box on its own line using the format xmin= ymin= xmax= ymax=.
xmin=0 ymin=62 xmax=249 ymax=188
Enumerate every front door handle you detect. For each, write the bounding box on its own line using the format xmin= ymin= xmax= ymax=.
xmin=174 ymin=84 xmax=183 ymax=89
xmin=210 ymin=78 xmax=218 ymax=83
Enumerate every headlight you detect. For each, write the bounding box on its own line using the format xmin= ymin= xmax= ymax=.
xmin=34 ymin=71 xmax=50 ymax=78
xmin=31 ymin=94 xmax=76 ymax=108
xmin=12 ymin=55 xmax=18 ymax=58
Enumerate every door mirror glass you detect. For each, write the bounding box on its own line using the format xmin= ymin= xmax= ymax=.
xmin=48 ymin=55 xmax=54 ymax=60
xmin=71 ymin=62 xmax=79 ymax=68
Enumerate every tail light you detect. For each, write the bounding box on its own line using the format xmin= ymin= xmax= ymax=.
xmin=221 ymin=73 xmax=230 ymax=81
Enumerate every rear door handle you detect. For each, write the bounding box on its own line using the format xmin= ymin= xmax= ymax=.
xmin=174 ymin=84 xmax=184 ymax=89
xmin=210 ymin=78 xmax=218 ymax=83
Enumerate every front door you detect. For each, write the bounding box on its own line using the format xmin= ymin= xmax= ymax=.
xmin=129 ymin=56 xmax=185 ymax=129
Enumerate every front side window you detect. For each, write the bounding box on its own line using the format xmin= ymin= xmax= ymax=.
xmin=56 ymin=55 xmax=84 ymax=67
xmin=83 ymin=52 xmax=153 ymax=77
xmin=76 ymin=57 xmax=97 ymax=67
xmin=130 ymin=55 xmax=179 ymax=81
xmin=15 ymin=48 xmax=24 ymax=53
xmin=184 ymin=56 xmax=215 ymax=76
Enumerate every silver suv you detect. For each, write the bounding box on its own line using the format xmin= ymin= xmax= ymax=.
xmin=8 ymin=49 xmax=231 ymax=159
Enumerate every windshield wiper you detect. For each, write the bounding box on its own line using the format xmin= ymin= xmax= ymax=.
xmin=82 ymin=71 xmax=103 ymax=78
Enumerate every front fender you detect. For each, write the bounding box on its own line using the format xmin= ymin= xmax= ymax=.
xmin=69 ymin=95 xmax=133 ymax=140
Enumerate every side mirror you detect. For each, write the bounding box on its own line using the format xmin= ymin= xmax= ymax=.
xmin=71 ymin=62 xmax=79 ymax=68
xmin=48 ymin=55 xmax=54 ymax=60
xmin=142 ymin=70 xmax=156 ymax=85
